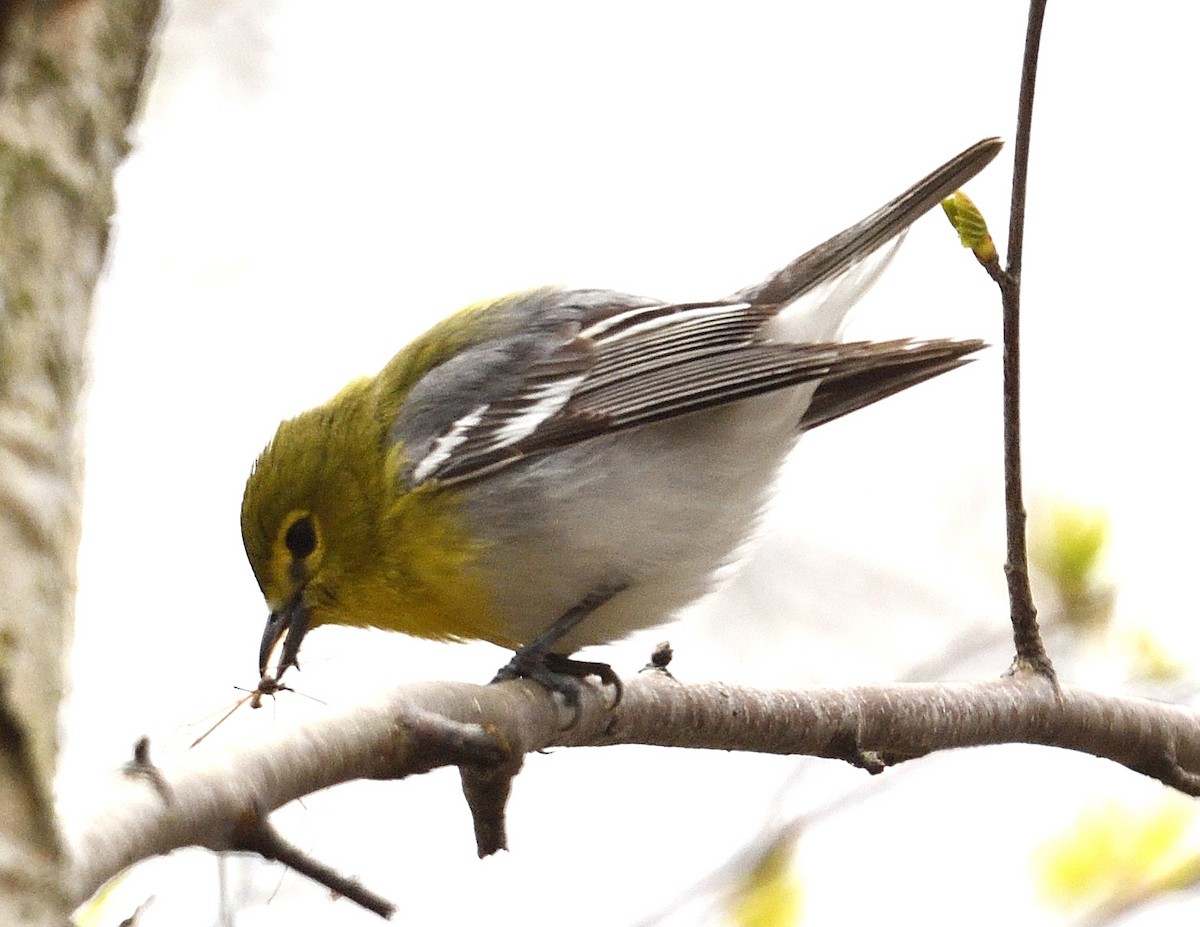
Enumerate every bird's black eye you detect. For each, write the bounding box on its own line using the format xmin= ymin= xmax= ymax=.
xmin=284 ymin=515 xmax=317 ymax=559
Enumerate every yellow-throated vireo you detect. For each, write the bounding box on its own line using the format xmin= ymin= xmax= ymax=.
xmin=242 ymin=138 xmax=1001 ymax=701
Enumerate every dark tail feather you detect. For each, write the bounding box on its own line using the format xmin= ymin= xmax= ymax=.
xmin=798 ymin=338 xmax=985 ymax=431
xmin=731 ymin=138 xmax=1003 ymax=310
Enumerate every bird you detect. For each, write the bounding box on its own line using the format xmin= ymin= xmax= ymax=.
xmin=242 ymin=137 xmax=1002 ymax=703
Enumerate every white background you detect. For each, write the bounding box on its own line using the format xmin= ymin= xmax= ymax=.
xmin=59 ymin=2 xmax=1200 ymax=925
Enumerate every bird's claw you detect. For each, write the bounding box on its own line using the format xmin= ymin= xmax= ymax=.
xmin=491 ymin=651 xmax=623 ymax=722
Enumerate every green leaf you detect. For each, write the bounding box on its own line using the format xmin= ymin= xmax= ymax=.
xmin=727 ymin=829 xmax=803 ymax=927
xmin=941 ymin=190 xmax=997 ymax=265
xmin=1036 ymin=795 xmax=1200 ymax=915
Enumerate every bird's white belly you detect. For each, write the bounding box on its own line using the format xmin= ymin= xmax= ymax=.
xmin=461 ymin=385 xmax=812 ymax=651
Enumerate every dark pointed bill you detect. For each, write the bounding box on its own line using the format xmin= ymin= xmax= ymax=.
xmin=258 ymin=592 xmax=310 ymax=678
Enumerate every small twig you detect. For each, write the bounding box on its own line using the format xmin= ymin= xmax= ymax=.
xmin=121 ymin=736 xmax=173 ymax=805
xmin=820 ymin=729 xmax=887 ymax=774
xmin=115 ymin=895 xmax=154 ymax=926
xmin=231 ymin=802 xmax=395 ymax=919
xmin=1139 ymin=747 xmax=1200 ymax=798
xmin=998 ymin=0 xmax=1056 ymax=683
xmin=460 ymin=759 xmax=520 ymax=858
xmin=394 ymin=702 xmax=518 ymax=857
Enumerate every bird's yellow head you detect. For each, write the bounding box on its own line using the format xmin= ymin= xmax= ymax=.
xmin=241 ymin=377 xmax=387 ymax=678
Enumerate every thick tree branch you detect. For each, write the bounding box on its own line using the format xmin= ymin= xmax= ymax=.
xmin=65 ymin=673 xmax=1200 ymax=908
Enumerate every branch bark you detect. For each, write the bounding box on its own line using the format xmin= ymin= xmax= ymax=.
xmin=64 ymin=672 xmax=1200 ymax=911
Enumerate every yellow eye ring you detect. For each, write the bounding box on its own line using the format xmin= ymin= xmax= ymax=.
xmin=284 ymin=513 xmax=318 ymax=559
xmin=278 ymin=510 xmax=323 ymax=582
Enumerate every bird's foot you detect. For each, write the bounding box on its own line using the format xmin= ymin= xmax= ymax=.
xmin=491 ymin=651 xmax=623 ymax=716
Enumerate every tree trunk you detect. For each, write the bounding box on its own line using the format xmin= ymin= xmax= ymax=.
xmin=0 ymin=1 xmax=159 ymax=922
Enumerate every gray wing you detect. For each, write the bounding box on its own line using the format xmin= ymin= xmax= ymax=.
xmin=392 ymin=138 xmax=1001 ymax=486
xmin=392 ymin=288 xmax=981 ymax=487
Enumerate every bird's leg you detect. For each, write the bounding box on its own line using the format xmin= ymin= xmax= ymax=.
xmin=491 ymin=582 xmax=626 ymax=709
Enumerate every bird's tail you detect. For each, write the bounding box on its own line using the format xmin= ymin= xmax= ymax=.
xmin=797 ymin=337 xmax=984 ymax=432
xmin=730 ymin=137 xmax=1004 ymax=314
xmin=729 ymin=137 xmax=1003 ymax=431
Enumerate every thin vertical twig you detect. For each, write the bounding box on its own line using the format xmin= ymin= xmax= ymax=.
xmin=1000 ymin=0 xmax=1056 ymax=682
